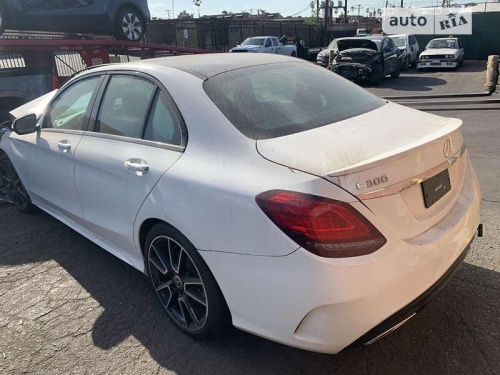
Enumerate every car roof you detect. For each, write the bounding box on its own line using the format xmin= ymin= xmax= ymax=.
xmin=429 ymin=37 xmax=458 ymax=41
xmin=88 ymin=53 xmax=306 ymax=80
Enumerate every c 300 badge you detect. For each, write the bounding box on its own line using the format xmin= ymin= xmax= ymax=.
xmin=356 ymin=175 xmax=389 ymax=190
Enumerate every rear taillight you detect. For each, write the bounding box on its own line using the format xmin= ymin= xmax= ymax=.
xmin=256 ymin=190 xmax=386 ymax=258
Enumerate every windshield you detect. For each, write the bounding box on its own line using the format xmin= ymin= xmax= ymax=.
xmin=203 ymin=62 xmax=385 ymax=140
xmin=390 ymin=36 xmax=407 ymax=48
xmin=427 ymin=39 xmax=458 ymax=49
xmin=241 ymin=37 xmax=265 ymax=46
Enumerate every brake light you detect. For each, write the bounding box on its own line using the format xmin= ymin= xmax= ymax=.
xmin=256 ymin=190 xmax=386 ymax=258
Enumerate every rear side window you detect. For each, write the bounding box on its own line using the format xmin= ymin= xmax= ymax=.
xmin=95 ymin=75 xmax=155 ymax=138
xmin=203 ymin=63 xmax=385 ymax=140
xmin=143 ymin=92 xmax=183 ymax=145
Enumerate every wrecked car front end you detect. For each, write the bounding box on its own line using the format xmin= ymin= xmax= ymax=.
xmin=329 ymin=48 xmax=381 ymax=81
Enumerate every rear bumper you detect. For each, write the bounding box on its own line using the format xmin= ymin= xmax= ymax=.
xmin=348 ymin=236 xmax=473 ymax=348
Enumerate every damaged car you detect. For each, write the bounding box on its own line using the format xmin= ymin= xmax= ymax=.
xmin=328 ymin=36 xmax=401 ymax=85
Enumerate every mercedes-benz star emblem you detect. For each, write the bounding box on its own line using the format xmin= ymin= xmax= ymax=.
xmin=443 ymin=140 xmax=451 ymax=159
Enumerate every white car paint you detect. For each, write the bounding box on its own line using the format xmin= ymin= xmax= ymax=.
xmin=230 ymin=36 xmax=297 ymax=56
xmin=418 ymin=38 xmax=464 ymax=70
xmin=389 ymin=34 xmax=420 ymax=67
xmin=1 ymin=54 xmax=480 ymax=354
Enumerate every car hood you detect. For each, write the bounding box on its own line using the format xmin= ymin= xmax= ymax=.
xmin=9 ymin=90 xmax=57 ymax=120
xmin=421 ymin=48 xmax=458 ymax=56
xmin=337 ymin=40 xmax=378 ymax=52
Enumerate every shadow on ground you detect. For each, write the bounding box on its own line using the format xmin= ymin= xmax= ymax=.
xmin=360 ymin=75 xmax=448 ymax=92
xmin=0 ymin=205 xmax=498 ymax=374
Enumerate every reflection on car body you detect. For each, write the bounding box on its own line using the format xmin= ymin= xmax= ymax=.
xmin=0 ymin=54 xmax=481 ymax=354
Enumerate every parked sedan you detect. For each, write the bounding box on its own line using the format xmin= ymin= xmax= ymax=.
xmin=417 ymin=38 xmax=464 ymax=70
xmin=0 ymin=54 xmax=480 ymax=354
xmin=328 ymin=36 xmax=401 ymax=85
xmin=0 ymin=0 xmax=149 ymax=42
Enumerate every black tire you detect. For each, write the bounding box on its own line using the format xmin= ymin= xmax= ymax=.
xmin=370 ymin=64 xmax=384 ymax=85
xmin=459 ymin=58 xmax=464 ymax=67
xmin=0 ymin=153 xmax=36 ymax=213
xmin=145 ymin=222 xmax=231 ymax=339
xmin=114 ymin=7 xmax=145 ymax=42
xmin=291 ymin=51 xmax=296 ymax=57
xmin=391 ymin=63 xmax=401 ymax=79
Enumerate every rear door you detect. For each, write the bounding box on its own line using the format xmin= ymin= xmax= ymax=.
xmin=74 ymin=73 xmax=185 ymax=256
xmin=21 ymin=0 xmax=106 ymax=33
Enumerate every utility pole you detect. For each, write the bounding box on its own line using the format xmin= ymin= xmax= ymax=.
xmin=401 ymin=0 xmax=404 ymax=7
xmin=325 ymin=0 xmax=329 ymax=31
xmin=344 ymin=1 xmax=348 ymax=24
xmin=172 ymin=1 xmax=175 ymax=18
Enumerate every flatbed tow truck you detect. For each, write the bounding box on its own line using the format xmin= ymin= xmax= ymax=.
xmin=0 ymin=30 xmax=216 ymax=122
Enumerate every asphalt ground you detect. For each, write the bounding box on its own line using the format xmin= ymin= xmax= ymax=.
xmin=1 ymin=61 xmax=499 ymax=375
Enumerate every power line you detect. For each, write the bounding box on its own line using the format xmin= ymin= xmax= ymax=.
xmin=291 ymin=5 xmax=312 ymax=16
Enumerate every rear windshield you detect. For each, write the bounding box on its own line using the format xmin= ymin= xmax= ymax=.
xmin=203 ymin=62 xmax=385 ymax=140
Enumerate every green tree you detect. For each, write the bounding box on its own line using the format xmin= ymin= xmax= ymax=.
xmin=305 ymin=1 xmax=322 ymax=28
xmin=178 ymin=10 xmax=193 ymax=19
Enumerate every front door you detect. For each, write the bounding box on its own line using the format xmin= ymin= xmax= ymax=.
xmin=9 ymin=75 xmax=102 ymax=221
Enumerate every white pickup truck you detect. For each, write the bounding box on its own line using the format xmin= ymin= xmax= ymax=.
xmin=230 ymin=36 xmax=297 ymax=56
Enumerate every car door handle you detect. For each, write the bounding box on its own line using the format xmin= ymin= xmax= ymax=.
xmin=57 ymin=140 xmax=71 ymax=152
xmin=124 ymin=159 xmax=149 ymax=175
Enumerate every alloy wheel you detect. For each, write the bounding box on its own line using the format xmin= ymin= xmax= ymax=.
xmin=148 ymin=235 xmax=208 ymax=332
xmin=121 ymin=13 xmax=143 ymax=41
xmin=0 ymin=159 xmax=29 ymax=210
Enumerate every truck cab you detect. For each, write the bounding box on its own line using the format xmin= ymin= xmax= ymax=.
xmin=230 ymin=36 xmax=297 ymax=56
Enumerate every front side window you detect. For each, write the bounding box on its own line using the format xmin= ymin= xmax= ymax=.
xmin=204 ymin=62 xmax=385 ymax=140
xmin=95 ymin=75 xmax=155 ymax=138
xmin=43 ymin=76 xmax=100 ymax=130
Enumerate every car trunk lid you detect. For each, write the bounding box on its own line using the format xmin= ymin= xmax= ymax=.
xmin=256 ymin=102 xmax=467 ymax=239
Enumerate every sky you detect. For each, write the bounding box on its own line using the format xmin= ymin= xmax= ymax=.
xmin=147 ymin=0 xmax=459 ymax=19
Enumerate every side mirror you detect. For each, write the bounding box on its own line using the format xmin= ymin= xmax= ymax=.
xmin=12 ymin=114 xmax=37 ymax=135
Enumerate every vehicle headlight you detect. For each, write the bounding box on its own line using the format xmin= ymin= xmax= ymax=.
xmin=446 ymin=54 xmax=455 ymax=59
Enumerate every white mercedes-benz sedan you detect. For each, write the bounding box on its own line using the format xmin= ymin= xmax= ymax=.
xmin=0 ymin=54 xmax=480 ymax=354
